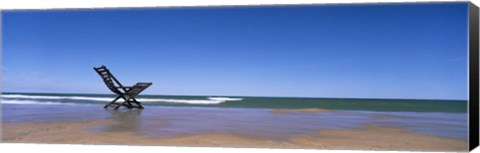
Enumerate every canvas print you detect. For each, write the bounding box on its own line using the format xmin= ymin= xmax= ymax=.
xmin=1 ymin=2 xmax=473 ymax=152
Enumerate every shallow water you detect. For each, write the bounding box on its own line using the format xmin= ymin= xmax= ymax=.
xmin=2 ymin=104 xmax=467 ymax=141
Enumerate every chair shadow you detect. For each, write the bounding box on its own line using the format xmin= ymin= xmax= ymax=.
xmin=103 ymin=109 xmax=144 ymax=132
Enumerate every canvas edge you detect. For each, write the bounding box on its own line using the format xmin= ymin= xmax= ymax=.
xmin=469 ymin=1 xmax=480 ymax=151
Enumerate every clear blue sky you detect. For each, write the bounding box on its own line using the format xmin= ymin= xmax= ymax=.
xmin=2 ymin=3 xmax=469 ymax=100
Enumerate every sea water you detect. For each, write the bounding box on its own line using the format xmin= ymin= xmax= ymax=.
xmin=1 ymin=92 xmax=468 ymax=141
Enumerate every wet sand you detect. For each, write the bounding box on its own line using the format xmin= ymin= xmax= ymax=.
xmin=1 ymin=103 xmax=469 ymax=151
xmin=2 ymin=119 xmax=467 ymax=151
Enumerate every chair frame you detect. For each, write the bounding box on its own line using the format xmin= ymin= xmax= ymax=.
xmin=94 ymin=65 xmax=152 ymax=110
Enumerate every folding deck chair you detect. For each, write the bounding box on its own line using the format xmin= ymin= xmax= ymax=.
xmin=94 ymin=65 xmax=152 ymax=110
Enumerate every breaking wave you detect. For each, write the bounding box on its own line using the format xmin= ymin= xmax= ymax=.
xmin=2 ymin=94 xmax=112 ymax=101
xmin=1 ymin=94 xmax=243 ymax=105
xmin=1 ymin=99 xmax=84 ymax=106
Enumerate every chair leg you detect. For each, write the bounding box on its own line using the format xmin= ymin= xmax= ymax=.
xmin=113 ymin=96 xmax=129 ymax=110
xmin=131 ymin=98 xmax=144 ymax=109
xmin=115 ymin=97 xmax=137 ymax=110
xmin=104 ymin=96 xmax=122 ymax=108
xmin=119 ymin=97 xmax=134 ymax=109
xmin=126 ymin=99 xmax=134 ymax=109
xmin=109 ymin=96 xmax=144 ymax=110
xmin=114 ymin=101 xmax=125 ymax=110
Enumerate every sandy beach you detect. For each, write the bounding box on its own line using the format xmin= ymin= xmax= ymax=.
xmin=2 ymin=119 xmax=467 ymax=151
xmin=1 ymin=94 xmax=469 ymax=152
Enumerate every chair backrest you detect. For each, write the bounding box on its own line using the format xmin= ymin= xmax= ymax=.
xmin=94 ymin=65 xmax=123 ymax=95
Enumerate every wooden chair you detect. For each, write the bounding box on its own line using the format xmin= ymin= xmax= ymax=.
xmin=94 ymin=65 xmax=152 ymax=110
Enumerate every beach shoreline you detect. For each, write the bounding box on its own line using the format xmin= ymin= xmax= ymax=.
xmin=2 ymin=118 xmax=468 ymax=151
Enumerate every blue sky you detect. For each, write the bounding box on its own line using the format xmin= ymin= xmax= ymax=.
xmin=2 ymin=3 xmax=469 ymax=100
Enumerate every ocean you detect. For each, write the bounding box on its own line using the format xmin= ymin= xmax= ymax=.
xmin=1 ymin=92 xmax=467 ymax=112
xmin=1 ymin=92 xmax=468 ymax=141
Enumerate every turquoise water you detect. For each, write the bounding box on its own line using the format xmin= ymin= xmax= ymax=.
xmin=1 ymin=92 xmax=467 ymax=112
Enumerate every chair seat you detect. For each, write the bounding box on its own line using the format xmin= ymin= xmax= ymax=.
xmin=127 ymin=82 xmax=153 ymax=97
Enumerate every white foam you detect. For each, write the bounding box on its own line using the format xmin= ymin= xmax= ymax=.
xmin=208 ymin=97 xmax=243 ymax=101
xmin=1 ymin=99 xmax=82 ymax=106
xmin=2 ymin=94 xmax=112 ymax=101
xmin=2 ymin=94 xmax=243 ymax=105
xmin=136 ymin=98 xmax=222 ymax=104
